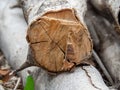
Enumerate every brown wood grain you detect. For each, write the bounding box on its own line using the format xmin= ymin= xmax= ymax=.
xmin=27 ymin=9 xmax=93 ymax=72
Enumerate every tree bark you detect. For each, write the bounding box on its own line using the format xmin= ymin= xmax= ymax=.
xmin=0 ymin=0 xmax=110 ymax=90
xmin=85 ymin=1 xmax=120 ymax=82
xmin=89 ymin=0 xmax=120 ymax=33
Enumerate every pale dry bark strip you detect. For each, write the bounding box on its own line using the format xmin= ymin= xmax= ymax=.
xmin=13 ymin=77 xmax=21 ymax=90
xmin=93 ymin=50 xmax=114 ymax=84
xmin=89 ymin=0 xmax=120 ymax=33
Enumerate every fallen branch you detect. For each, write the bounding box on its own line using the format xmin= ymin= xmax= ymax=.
xmin=85 ymin=2 xmax=120 ymax=82
xmin=13 ymin=77 xmax=21 ymax=90
xmin=93 ymin=50 xmax=113 ymax=85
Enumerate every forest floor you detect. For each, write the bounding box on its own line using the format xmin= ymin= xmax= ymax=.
xmin=0 ymin=50 xmax=23 ymax=90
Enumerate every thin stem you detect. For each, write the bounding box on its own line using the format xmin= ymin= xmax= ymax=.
xmin=93 ymin=50 xmax=114 ymax=85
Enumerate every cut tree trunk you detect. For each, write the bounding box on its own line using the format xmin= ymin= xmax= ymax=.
xmin=0 ymin=0 xmax=33 ymax=84
xmin=20 ymin=0 xmax=93 ymax=73
xmin=0 ymin=0 xmax=110 ymax=90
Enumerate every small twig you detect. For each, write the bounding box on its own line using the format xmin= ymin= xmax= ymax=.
xmin=13 ymin=77 xmax=21 ymax=90
xmin=92 ymin=50 xmax=114 ymax=85
xmin=9 ymin=70 xmax=15 ymax=76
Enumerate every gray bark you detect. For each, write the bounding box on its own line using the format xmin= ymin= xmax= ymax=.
xmin=0 ymin=0 xmax=111 ymax=90
xmin=89 ymin=0 xmax=120 ymax=32
xmin=85 ymin=0 xmax=120 ymax=82
xmin=20 ymin=0 xmax=88 ymax=26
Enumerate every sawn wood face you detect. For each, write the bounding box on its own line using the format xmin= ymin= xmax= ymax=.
xmin=27 ymin=9 xmax=92 ymax=72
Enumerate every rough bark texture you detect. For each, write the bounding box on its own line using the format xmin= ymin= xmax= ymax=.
xmin=108 ymin=0 xmax=120 ymax=25
xmin=0 ymin=0 xmax=109 ymax=90
xmin=33 ymin=66 xmax=109 ymax=90
xmin=89 ymin=0 xmax=120 ymax=33
xmin=20 ymin=0 xmax=88 ymax=26
xmin=85 ymin=0 xmax=120 ymax=82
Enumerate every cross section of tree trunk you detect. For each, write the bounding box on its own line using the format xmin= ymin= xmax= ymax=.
xmin=0 ymin=0 xmax=110 ymax=90
xmin=27 ymin=9 xmax=92 ymax=72
xmin=20 ymin=0 xmax=93 ymax=72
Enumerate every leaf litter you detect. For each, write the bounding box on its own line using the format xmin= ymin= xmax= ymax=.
xmin=0 ymin=50 xmax=23 ymax=90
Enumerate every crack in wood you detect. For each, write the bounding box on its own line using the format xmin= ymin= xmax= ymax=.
xmin=39 ymin=21 xmax=65 ymax=55
xmin=31 ymin=41 xmax=48 ymax=44
xmin=39 ymin=21 xmax=67 ymax=71
xmin=81 ymin=67 xmax=101 ymax=90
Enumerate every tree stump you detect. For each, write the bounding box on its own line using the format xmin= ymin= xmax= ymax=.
xmin=20 ymin=0 xmax=93 ymax=72
xmin=0 ymin=0 xmax=111 ymax=90
xmin=26 ymin=9 xmax=92 ymax=72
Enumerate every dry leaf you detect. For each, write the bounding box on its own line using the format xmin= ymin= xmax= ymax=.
xmin=0 ymin=69 xmax=10 ymax=76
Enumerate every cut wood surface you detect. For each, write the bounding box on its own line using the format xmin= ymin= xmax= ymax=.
xmin=27 ymin=9 xmax=92 ymax=72
xmin=0 ymin=0 xmax=110 ymax=90
xmin=19 ymin=0 xmax=93 ymax=72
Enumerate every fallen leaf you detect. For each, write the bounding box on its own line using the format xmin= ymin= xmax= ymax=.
xmin=0 ymin=69 xmax=10 ymax=76
xmin=24 ymin=75 xmax=34 ymax=90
